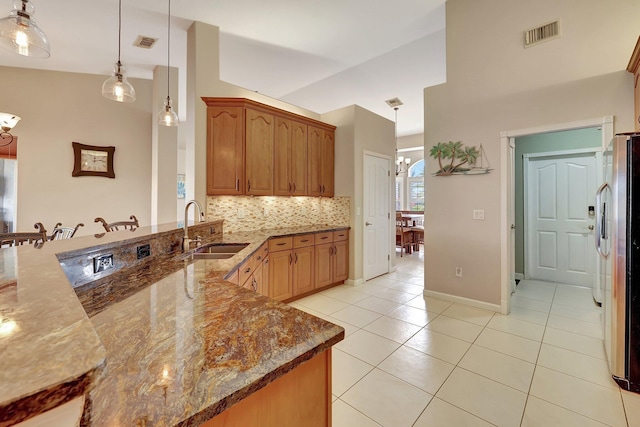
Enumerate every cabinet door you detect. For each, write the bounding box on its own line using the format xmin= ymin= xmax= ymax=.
xmin=293 ymin=246 xmax=314 ymax=296
xmin=333 ymin=239 xmax=349 ymax=283
xmin=269 ymin=250 xmax=293 ymax=301
xmin=307 ymin=126 xmax=323 ymax=197
xmin=252 ymin=260 xmax=264 ymax=294
xmin=321 ymin=130 xmax=335 ymax=197
xmin=314 ymin=242 xmax=333 ymax=288
xmin=260 ymin=256 xmax=269 ymax=297
xmin=274 ymin=117 xmax=292 ymax=196
xmin=291 ymin=121 xmax=308 ymax=196
xmin=245 ymin=108 xmax=274 ymax=195
xmin=207 ymin=106 xmax=244 ymax=195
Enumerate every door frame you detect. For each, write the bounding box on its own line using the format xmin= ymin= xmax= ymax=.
xmin=363 ymin=150 xmax=393 ymax=278
xmin=500 ymin=116 xmax=613 ymax=315
xmin=522 ymin=148 xmax=602 ymax=282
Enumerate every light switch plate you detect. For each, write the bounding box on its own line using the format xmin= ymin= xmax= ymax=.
xmin=473 ymin=210 xmax=485 ymax=220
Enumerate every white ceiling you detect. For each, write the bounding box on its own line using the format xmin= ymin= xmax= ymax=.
xmin=0 ymin=0 xmax=447 ymax=136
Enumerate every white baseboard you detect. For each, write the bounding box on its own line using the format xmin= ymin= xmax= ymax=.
xmin=345 ymin=278 xmax=365 ymax=287
xmin=423 ymin=289 xmax=501 ymax=313
xmin=515 ymin=273 xmax=524 ymax=280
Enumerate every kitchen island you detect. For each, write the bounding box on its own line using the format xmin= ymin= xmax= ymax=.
xmin=0 ymin=221 xmax=345 ymax=426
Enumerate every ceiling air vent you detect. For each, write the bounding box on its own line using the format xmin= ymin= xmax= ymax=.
xmin=134 ymin=35 xmax=158 ymax=49
xmin=385 ymin=97 xmax=403 ymax=108
xmin=524 ymin=20 xmax=560 ymax=48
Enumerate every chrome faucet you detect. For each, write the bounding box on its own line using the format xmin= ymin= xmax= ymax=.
xmin=183 ymin=200 xmax=205 ymax=252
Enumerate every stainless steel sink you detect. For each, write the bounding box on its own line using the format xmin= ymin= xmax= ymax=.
xmin=191 ymin=243 xmax=249 ymax=260
xmin=191 ymin=252 xmax=235 ymax=260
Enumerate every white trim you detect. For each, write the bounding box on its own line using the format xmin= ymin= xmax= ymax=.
xmin=515 ymin=272 xmax=524 ymax=280
xmin=398 ymin=146 xmax=423 ymax=153
xmin=523 ymin=147 xmax=601 ymax=159
xmin=423 ymin=289 xmax=501 ymax=313
xmin=500 ymin=116 xmax=613 ymax=316
xmin=345 ymin=278 xmax=366 ymax=286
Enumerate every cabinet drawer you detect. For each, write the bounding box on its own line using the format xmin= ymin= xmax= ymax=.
xmin=254 ymin=243 xmax=269 ymax=262
xmin=238 ymin=260 xmax=254 ymax=286
xmin=315 ymin=232 xmax=333 ymax=244
xmin=333 ymin=230 xmax=348 ymax=242
xmin=269 ymin=236 xmax=293 ymax=252
xmin=294 ymin=234 xmax=315 ymax=248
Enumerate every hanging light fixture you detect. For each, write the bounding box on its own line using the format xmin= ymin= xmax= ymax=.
xmin=386 ymin=98 xmax=411 ymax=176
xmin=157 ymin=0 xmax=178 ymax=126
xmin=0 ymin=112 xmax=20 ymax=146
xmin=102 ymin=0 xmax=135 ymax=103
xmin=0 ymin=0 xmax=50 ymax=58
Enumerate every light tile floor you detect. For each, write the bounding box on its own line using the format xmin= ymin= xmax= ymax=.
xmin=290 ymin=251 xmax=640 ymax=427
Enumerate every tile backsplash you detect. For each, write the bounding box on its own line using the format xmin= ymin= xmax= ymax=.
xmin=206 ymin=196 xmax=350 ymax=233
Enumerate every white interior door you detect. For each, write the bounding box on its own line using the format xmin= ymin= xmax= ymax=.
xmin=364 ymin=153 xmax=390 ymax=280
xmin=526 ymin=153 xmax=597 ymax=287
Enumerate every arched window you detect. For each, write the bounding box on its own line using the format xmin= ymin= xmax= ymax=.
xmin=407 ymin=159 xmax=424 ymax=211
xmin=409 ymin=159 xmax=424 ymax=177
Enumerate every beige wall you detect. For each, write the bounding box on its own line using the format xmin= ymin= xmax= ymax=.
xmin=424 ymin=0 xmax=637 ymax=306
xmin=0 ymin=67 xmax=152 ymax=236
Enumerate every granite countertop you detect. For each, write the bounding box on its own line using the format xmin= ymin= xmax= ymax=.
xmin=0 ymin=222 xmax=347 ymax=426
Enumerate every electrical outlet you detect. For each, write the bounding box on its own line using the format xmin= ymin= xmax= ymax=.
xmin=93 ymin=254 xmax=114 ymax=274
xmin=237 ymin=209 xmax=245 ymax=219
xmin=473 ymin=210 xmax=485 ymax=220
xmin=455 ymin=267 xmax=463 ymax=277
xmin=136 ymin=244 xmax=151 ymax=260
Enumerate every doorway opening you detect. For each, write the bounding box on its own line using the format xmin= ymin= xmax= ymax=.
xmin=500 ymin=116 xmax=613 ymax=315
xmin=0 ymin=158 xmax=17 ymax=233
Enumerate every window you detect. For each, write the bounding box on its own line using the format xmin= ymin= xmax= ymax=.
xmin=395 ymin=177 xmax=404 ymax=210
xmin=407 ymin=159 xmax=424 ymax=211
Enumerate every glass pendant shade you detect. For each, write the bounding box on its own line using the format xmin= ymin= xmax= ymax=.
xmin=102 ymin=61 xmax=136 ymax=103
xmin=0 ymin=112 xmax=20 ymax=132
xmin=0 ymin=0 xmax=49 ymax=58
xmin=158 ymin=96 xmax=178 ymax=126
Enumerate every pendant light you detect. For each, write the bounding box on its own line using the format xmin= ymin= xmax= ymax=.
xmin=0 ymin=112 xmax=20 ymax=145
xmin=0 ymin=0 xmax=50 ymax=58
xmin=158 ymin=0 xmax=178 ymax=126
xmin=102 ymin=0 xmax=135 ymax=103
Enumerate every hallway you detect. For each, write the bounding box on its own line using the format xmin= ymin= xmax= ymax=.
xmin=290 ymin=252 xmax=640 ymax=426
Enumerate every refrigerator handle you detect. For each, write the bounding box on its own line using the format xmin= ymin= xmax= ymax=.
xmin=595 ymin=182 xmax=609 ymax=258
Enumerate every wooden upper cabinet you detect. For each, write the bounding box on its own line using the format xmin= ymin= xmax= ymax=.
xmin=275 ymin=118 xmax=308 ymax=196
xmin=321 ymin=130 xmax=335 ymax=197
xmin=206 ymin=106 xmax=244 ymax=195
xmin=274 ymin=117 xmax=292 ymax=196
xmin=628 ymin=36 xmax=640 ymax=132
xmin=291 ymin=121 xmax=308 ymax=196
xmin=308 ymin=126 xmax=323 ymax=197
xmin=245 ymin=108 xmax=274 ymax=195
xmin=308 ymin=125 xmax=334 ymax=197
xmin=203 ymin=98 xmax=334 ymax=197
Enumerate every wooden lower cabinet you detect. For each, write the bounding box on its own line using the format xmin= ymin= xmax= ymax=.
xmin=203 ymin=349 xmax=332 ymax=427
xmin=293 ymin=246 xmax=314 ymax=295
xmin=314 ymin=242 xmax=333 ymax=289
xmin=269 ymin=250 xmax=293 ymax=301
xmin=333 ymin=240 xmax=348 ymax=283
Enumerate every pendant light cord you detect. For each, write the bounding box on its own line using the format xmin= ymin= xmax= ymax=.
xmin=117 ymin=0 xmax=122 ymax=63
xmin=166 ymin=0 xmax=171 ymax=97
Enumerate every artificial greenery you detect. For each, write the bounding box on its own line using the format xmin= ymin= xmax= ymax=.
xmin=429 ymin=141 xmax=479 ymax=175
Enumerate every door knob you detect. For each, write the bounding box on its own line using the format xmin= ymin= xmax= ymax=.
xmin=588 ymin=225 xmax=595 ymax=230
xmin=365 ymin=222 xmax=373 ymax=226
xmin=510 ymin=224 xmax=516 ymax=230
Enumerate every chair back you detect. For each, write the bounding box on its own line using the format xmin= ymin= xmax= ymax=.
xmin=50 ymin=222 xmax=84 ymax=240
xmin=0 ymin=223 xmax=48 ymax=248
xmin=94 ymin=215 xmax=139 ymax=232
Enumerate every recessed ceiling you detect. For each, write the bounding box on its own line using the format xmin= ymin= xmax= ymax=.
xmin=0 ymin=0 xmax=446 ymax=136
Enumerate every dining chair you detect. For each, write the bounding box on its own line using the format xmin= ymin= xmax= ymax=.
xmin=0 ymin=222 xmax=48 ymax=248
xmin=94 ymin=215 xmax=139 ymax=232
xmin=395 ymin=212 xmax=413 ymax=257
xmin=50 ymin=222 xmax=84 ymax=240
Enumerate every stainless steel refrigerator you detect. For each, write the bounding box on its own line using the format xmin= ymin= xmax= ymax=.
xmin=596 ymin=133 xmax=640 ymax=391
